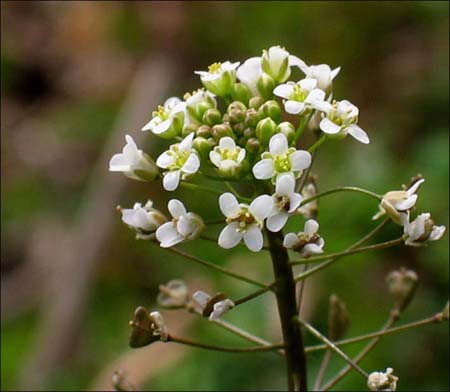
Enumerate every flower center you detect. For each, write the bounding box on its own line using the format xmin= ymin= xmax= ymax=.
xmin=168 ymin=146 xmax=190 ymax=170
xmin=290 ymin=84 xmax=308 ymax=102
xmin=292 ymin=233 xmax=320 ymax=251
xmin=274 ymin=154 xmax=292 ymax=173
xmin=152 ymin=105 xmax=169 ymax=121
xmin=208 ymin=62 xmax=222 ymax=74
xmin=226 ymin=207 xmax=260 ymax=232
xmin=221 ymin=148 xmax=240 ymax=161
xmin=275 ymin=195 xmax=291 ymax=211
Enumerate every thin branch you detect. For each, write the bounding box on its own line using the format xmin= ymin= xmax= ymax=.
xmin=314 ymin=350 xmax=332 ymax=390
xmin=295 ymin=317 xmax=369 ymax=379
xmin=168 ymin=335 xmax=285 ymax=353
xmin=299 ymin=186 xmax=382 ymax=206
xmin=308 ymin=134 xmax=328 ymax=153
xmin=296 ymin=263 xmax=309 ymax=314
xmin=234 ymin=285 xmax=274 ymax=306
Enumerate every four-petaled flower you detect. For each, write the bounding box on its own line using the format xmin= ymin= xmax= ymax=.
xmin=273 ymin=78 xmax=328 ymax=115
xmin=156 ymin=133 xmax=200 ymax=191
xmin=195 ymin=61 xmax=240 ymax=96
xmin=142 ymin=97 xmax=186 ymax=139
xmin=218 ymin=193 xmax=273 ymax=252
xmin=156 ymin=199 xmax=204 ymax=248
xmin=373 ymin=179 xmax=425 ymax=225
xmin=319 ymin=100 xmax=370 ymax=144
xmin=283 ymin=219 xmax=325 ymax=257
xmin=267 ymin=173 xmax=303 ymax=232
xmin=119 ymin=200 xmax=168 ymax=240
xmin=253 ymin=133 xmax=311 ymax=183
xmin=209 ymin=136 xmax=246 ymax=177
xmin=298 ymin=63 xmax=341 ymax=93
xmin=236 ymin=57 xmax=262 ymax=96
xmin=401 ymin=212 xmax=446 ymax=247
xmin=109 ymin=135 xmax=159 ymax=181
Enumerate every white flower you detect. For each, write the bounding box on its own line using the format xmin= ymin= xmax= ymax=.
xmin=267 ymin=173 xmax=303 ymax=232
xmin=120 ymin=200 xmax=168 ymax=239
xmin=236 ymin=57 xmax=262 ymax=95
xmin=185 ymin=88 xmax=217 ymax=124
xmin=192 ymin=291 xmax=235 ymax=321
xmin=319 ymin=100 xmax=370 ymax=144
xmin=195 ymin=61 xmax=240 ymax=96
xmin=209 ymin=137 xmax=246 ymax=177
xmin=261 ymin=45 xmax=305 ymax=83
xmin=157 ymin=279 xmax=189 ymax=308
xmin=156 ymin=133 xmax=200 ymax=191
xmin=109 ymin=135 xmax=158 ymax=181
xmin=273 ymin=78 xmax=328 ymax=115
xmin=142 ymin=97 xmax=186 ymax=139
xmin=367 ymin=367 xmax=398 ymax=391
xmin=283 ymin=219 xmax=325 ymax=257
xmin=401 ymin=212 xmax=446 ymax=247
xmin=373 ymin=179 xmax=425 ymax=225
xmin=218 ymin=193 xmax=273 ymax=252
xmin=299 ymin=63 xmax=341 ymax=93
xmin=156 ymin=199 xmax=204 ymax=248
xmin=252 ymin=133 xmax=311 ymax=183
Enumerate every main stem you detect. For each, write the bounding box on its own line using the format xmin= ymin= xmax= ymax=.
xmin=266 ymin=229 xmax=307 ymax=391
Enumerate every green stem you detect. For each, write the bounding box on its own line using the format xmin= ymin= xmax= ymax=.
xmin=266 ymin=229 xmax=308 ymax=391
xmin=290 ymin=238 xmax=403 ymax=265
xmin=308 ymin=134 xmax=327 ymax=153
xmin=299 ymin=186 xmax=382 ymax=206
xmin=295 ymin=112 xmax=313 ymax=141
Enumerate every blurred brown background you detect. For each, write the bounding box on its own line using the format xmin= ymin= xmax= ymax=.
xmin=1 ymin=1 xmax=449 ymax=391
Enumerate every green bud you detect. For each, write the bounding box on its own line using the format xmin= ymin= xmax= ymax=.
xmin=181 ymin=123 xmax=199 ymax=137
xmin=231 ymin=83 xmax=252 ymax=105
xmin=277 ymin=122 xmax=296 ymax=144
xmin=256 ymin=73 xmax=276 ymax=100
xmin=202 ymin=108 xmax=222 ymax=126
xmin=227 ymin=101 xmax=247 ymax=113
xmin=259 ymin=100 xmax=282 ymax=123
xmin=211 ymin=123 xmax=234 ymax=140
xmin=249 ymin=96 xmax=265 ymax=110
xmin=243 ymin=127 xmax=255 ymax=139
xmin=246 ymin=137 xmax=260 ymax=153
xmin=228 ymin=108 xmax=245 ymax=124
xmin=196 ymin=125 xmax=212 ymax=138
xmin=232 ymin=122 xmax=246 ymax=135
xmin=245 ymin=108 xmax=260 ymax=128
xmin=193 ymin=136 xmax=215 ymax=160
xmin=256 ymin=117 xmax=277 ymax=146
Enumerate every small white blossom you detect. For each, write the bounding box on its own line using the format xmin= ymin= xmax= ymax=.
xmin=195 ymin=61 xmax=240 ymax=96
xmin=373 ymin=179 xmax=425 ymax=225
xmin=252 ymin=133 xmax=311 ymax=183
xmin=209 ymin=136 xmax=246 ymax=177
xmin=156 ymin=133 xmax=200 ymax=191
xmin=261 ymin=45 xmax=305 ymax=83
xmin=120 ymin=200 xmax=168 ymax=239
xmin=401 ymin=212 xmax=446 ymax=247
xmin=156 ymin=199 xmax=204 ymax=248
xmin=109 ymin=135 xmax=158 ymax=181
xmin=273 ymin=78 xmax=328 ymax=115
xmin=367 ymin=367 xmax=398 ymax=391
xmin=142 ymin=97 xmax=186 ymax=138
xmin=298 ymin=63 xmax=341 ymax=93
xmin=192 ymin=291 xmax=235 ymax=321
xmin=185 ymin=88 xmax=217 ymax=124
xmin=319 ymin=100 xmax=370 ymax=144
xmin=267 ymin=173 xmax=303 ymax=232
xmin=283 ymin=219 xmax=325 ymax=257
xmin=218 ymin=193 xmax=273 ymax=252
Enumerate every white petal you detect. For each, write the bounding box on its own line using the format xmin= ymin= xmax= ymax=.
xmin=152 ymin=119 xmax=171 ymax=135
xmin=219 ymin=193 xmax=240 ymax=217
xmin=276 ymin=172 xmax=296 ymax=196
xmin=209 ymin=299 xmax=235 ymax=321
xmin=109 ymin=153 xmax=130 ymax=172
xmin=209 ymin=151 xmax=222 ymax=167
xmin=253 ymin=159 xmax=274 ymax=180
xmin=347 ymin=124 xmax=370 ymax=144
xmin=395 ymin=195 xmax=417 ymax=211
xmin=429 ymin=225 xmax=446 ymax=241
xmin=219 ymin=136 xmax=236 ymax=150
xmin=168 ymin=199 xmax=187 ymax=219
xmin=237 ymin=148 xmax=246 ymax=163
xmin=163 ymin=170 xmax=181 ymax=191
xmin=305 ymin=89 xmax=325 ymax=104
xmin=407 ymin=179 xmax=425 ymax=196
xmin=330 ymin=66 xmax=341 ymax=80
xmin=156 ymin=151 xmax=175 ymax=169
xmin=156 ymin=222 xmax=183 ymax=247
xmin=320 ymin=118 xmax=341 ymax=134
xmin=267 ymin=212 xmax=289 ymax=232
xmin=243 ymin=224 xmax=264 ymax=252
xmin=218 ymin=222 xmax=242 ymax=249
xmin=249 ymin=194 xmax=273 ymax=221
xmin=288 ymin=193 xmax=303 ymax=213
xmin=269 ymin=133 xmax=288 ymax=154
xmin=313 ymin=101 xmax=333 ymax=113
xmin=141 ymin=117 xmax=159 ymax=131
xmin=304 ymin=219 xmax=319 ymax=235
xmin=192 ymin=290 xmax=211 ymax=309
xmin=283 ymin=233 xmax=298 ymax=249
xmin=288 ymin=55 xmax=307 ymax=69
xmin=290 ymin=150 xmax=311 ymax=171
xmin=302 ymin=243 xmax=324 ymax=257
xmin=177 ymin=215 xmax=195 ymax=237
xmin=299 ymin=78 xmax=317 ymax=91
xmin=182 ymin=153 xmax=200 ymax=174
xmin=179 ymin=132 xmax=195 ymax=151
xmin=132 ymin=208 xmax=155 ymax=231
xmin=273 ymin=83 xmax=294 ymax=99
xmin=285 ymin=100 xmax=305 ymax=115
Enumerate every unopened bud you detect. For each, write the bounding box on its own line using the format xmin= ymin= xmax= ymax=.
xmin=227 ymin=101 xmax=247 ymax=113
xmin=228 ymin=108 xmax=245 ymax=124
xmin=256 ymin=72 xmax=276 ymax=100
xmin=328 ymin=294 xmax=349 ymax=341
xmin=193 ymin=136 xmax=214 ymax=160
xmin=129 ymin=307 xmax=168 ymax=348
xmin=202 ymin=108 xmax=222 ymax=126
xmin=256 ymin=117 xmax=277 ymax=146
xmin=249 ymin=96 xmax=265 ymax=110
xmin=245 ymin=108 xmax=261 ymax=127
xmin=259 ymin=100 xmax=282 ymax=123
xmin=182 ymin=123 xmax=199 ymax=137
xmin=277 ymin=122 xmax=296 ymax=144
xmin=232 ymin=122 xmax=246 ymax=135
xmin=212 ymin=123 xmax=234 ymax=140
xmin=231 ymin=82 xmax=252 ymax=104
xmin=157 ymin=279 xmax=189 ymax=308
xmin=196 ymin=125 xmax=212 ymax=138
xmin=246 ymin=137 xmax=261 ymax=153
xmin=243 ymin=127 xmax=255 ymax=139
xmin=386 ymin=267 xmax=418 ymax=311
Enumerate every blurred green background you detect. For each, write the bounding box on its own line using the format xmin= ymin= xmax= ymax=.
xmin=1 ymin=1 xmax=448 ymax=391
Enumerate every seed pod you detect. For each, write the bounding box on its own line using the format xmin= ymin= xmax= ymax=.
xmin=386 ymin=267 xmax=418 ymax=311
xmin=328 ymin=294 xmax=349 ymax=341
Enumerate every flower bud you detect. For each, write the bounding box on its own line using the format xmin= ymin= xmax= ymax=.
xmin=196 ymin=125 xmax=212 ymax=138
xmin=227 ymin=101 xmax=247 ymax=113
xmin=243 ymin=127 xmax=255 ymax=139
xmin=228 ymin=108 xmax=246 ymax=124
xmin=129 ymin=307 xmax=168 ymax=348
xmin=261 ymin=46 xmax=291 ymax=83
xmin=231 ymin=82 xmax=252 ymax=104
xmin=232 ymin=122 xmax=246 ymax=135
xmin=256 ymin=72 xmax=276 ymax=100
xmin=202 ymin=108 xmax=222 ymax=126
xmin=245 ymin=108 xmax=261 ymax=127
xmin=185 ymin=89 xmax=217 ymax=124
xmin=246 ymin=137 xmax=261 ymax=153
xmin=328 ymin=294 xmax=349 ymax=341
xmin=249 ymin=96 xmax=265 ymax=110
xmin=386 ymin=267 xmax=418 ymax=311
xmin=367 ymin=368 xmax=398 ymax=391
xmin=256 ymin=117 xmax=277 ymax=146
xmin=157 ymin=279 xmax=189 ymax=308
xmin=182 ymin=123 xmax=199 ymax=137
xmin=193 ymin=136 xmax=214 ymax=160
xmin=259 ymin=100 xmax=282 ymax=123
xmin=277 ymin=122 xmax=296 ymax=144
xmin=211 ymin=123 xmax=234 ymax=140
